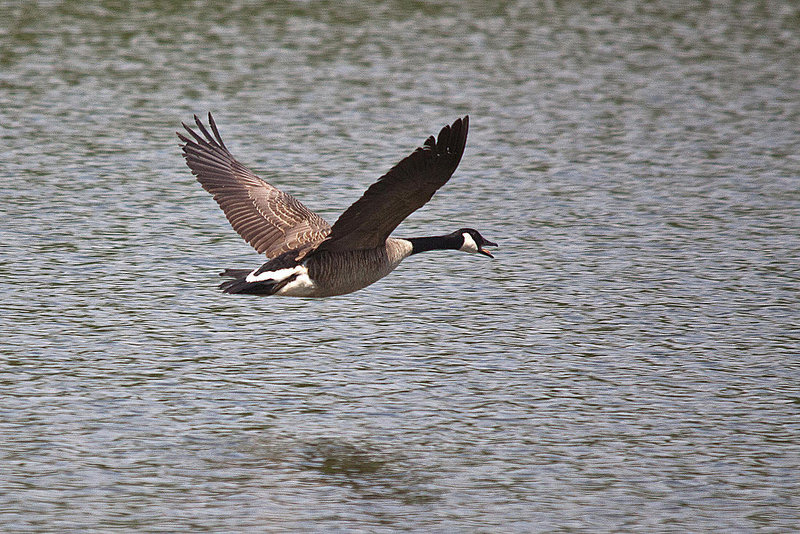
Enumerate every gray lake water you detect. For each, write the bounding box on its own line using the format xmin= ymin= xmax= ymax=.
xmin=2 ymin=1 xmax=799 ymax=531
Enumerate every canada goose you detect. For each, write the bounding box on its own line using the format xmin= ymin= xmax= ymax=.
xmin=178 ymin=113 xmax=496 ymax=297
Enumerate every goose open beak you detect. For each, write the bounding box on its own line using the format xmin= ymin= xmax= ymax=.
xmin=479 ymin=239 xmax=497 ymax=258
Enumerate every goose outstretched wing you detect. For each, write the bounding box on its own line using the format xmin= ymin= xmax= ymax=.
xmin=178 ymin=113 xmax=331 ymax=259
xmin=316 ymin=116 xmax=468 ymax=253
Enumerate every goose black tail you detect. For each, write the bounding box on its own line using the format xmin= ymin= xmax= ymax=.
xmin=219 ymin=268 xmax=251 ymax=279
xmin=218 ymin=270 xmax=279 ymax=295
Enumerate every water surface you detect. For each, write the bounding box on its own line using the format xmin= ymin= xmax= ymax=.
xmin=1 ymin=1 xmax=799 ymax=531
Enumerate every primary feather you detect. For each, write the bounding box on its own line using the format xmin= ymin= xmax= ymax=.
xmin=178 ymin=114 xmax=330 ymax=259
xmin=317 ymin=116 xmax=468 ymax=253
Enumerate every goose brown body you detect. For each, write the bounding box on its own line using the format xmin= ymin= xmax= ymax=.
xmin=284 ymin=238 xmax=413 ymax=297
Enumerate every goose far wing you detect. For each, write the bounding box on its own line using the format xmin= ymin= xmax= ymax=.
xmin=315 ymin=116 xmax=469 ymax=253
xmin=178 ymin=113 xmax=331 ymax=259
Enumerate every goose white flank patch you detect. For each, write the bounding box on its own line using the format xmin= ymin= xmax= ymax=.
xmin=177 ymin=113 xmax=497 ymax=297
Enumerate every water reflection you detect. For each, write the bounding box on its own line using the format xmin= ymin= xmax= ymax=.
xmin=242 ymin=435 xmax=442 ymax=505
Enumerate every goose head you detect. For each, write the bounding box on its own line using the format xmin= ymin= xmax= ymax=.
xmin=454 ymin=228 xmax=497 ymax=258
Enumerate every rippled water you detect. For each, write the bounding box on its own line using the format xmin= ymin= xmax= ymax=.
xmin=2 ymin=1 xmax=799 ymax=531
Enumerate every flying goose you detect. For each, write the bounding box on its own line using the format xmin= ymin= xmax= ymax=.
xmin=177 ymin=113 xmax=496 ymax=297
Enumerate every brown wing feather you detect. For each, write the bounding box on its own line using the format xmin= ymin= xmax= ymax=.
xmin=178 ymin=113 xmax=331 ymax=258
xmin=316 ymin=116 xmax=469 ymax=253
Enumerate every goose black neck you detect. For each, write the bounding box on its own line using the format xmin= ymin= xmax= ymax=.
xmin=408 ymin=234 xmax=461 ymax=255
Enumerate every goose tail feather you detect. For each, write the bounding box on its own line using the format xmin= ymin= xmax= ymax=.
xmin=219 ymin=268 xmax=252 ymax=279
xmin=218 ymin=272 xmax=279 ymax=295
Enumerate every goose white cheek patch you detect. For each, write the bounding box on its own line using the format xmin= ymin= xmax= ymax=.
xmin=459 ymin=232 xmax=479 ymax=253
